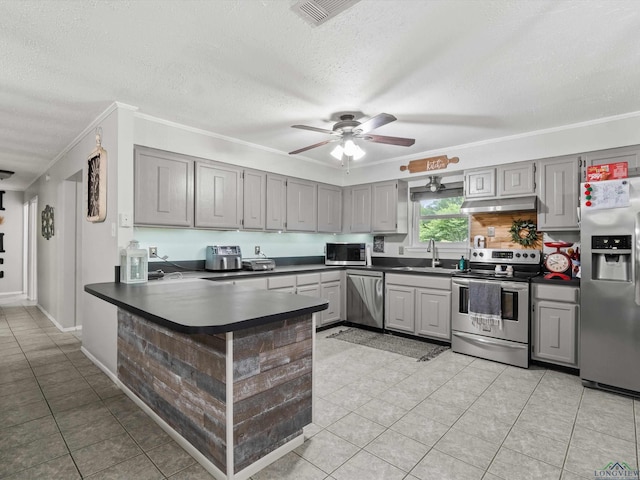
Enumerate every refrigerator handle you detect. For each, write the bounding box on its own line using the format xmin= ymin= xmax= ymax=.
xmin=636 ymin=213 xmax=640 ymax=306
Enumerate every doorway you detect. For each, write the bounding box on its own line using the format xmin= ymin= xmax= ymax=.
xmin=23 ymin=196 xmax=38 ymax=302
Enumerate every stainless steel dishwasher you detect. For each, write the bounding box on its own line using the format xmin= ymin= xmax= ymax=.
xmin=346 ymin=270 xmax=384 ymax=329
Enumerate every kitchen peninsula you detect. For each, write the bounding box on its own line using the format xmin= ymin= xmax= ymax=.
xmin=85 ymin=279 xmax=328 ymax=480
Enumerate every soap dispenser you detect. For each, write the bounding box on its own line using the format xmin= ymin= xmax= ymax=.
xmin=458 ymin=255 xmax=466 ymax=271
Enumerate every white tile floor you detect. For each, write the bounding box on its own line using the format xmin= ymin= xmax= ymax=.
xmin=254 ymin=327 xmax=640 ymax=480
xmin=2 ymin=304 xmax=639 ymax=480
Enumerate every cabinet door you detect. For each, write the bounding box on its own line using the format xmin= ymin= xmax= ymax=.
xmin=372 ymin=181 xmax=398 ymax=232
xmin=195 ymin=162 xmax=243 ymax=229
xmin=498 ymin=162 xmax=535 ymax=197
xmin=536 ymin=156 xmax=580 ymax=231
xmin=350 ymin=185 xmax=372 ymax=233
xmin=134 ymin=148 xmax=194 ymax=227
xmin=286 ymin=178 xmax=317 ymax=232
xmin=317 ymin=184 xmax=343 ymax=233
xmin=583 ymin=145 xmax=640 ymax=180
xmin=385 ymin=285 xmax=415 ymax=333
xmin=266 ymin=174 xmax=286 ymax=231
xmin=321 ymin=281 xmax=342 ymax=325
xmin=465 ymin=169 xmax=496 ymax=198
xmin=415 ymin=288 xmax=451 ymax=340
xmin=532 ymin=300 xmax=578 ymax=366
xmin=243 ymin=169 xmax=265 ymax=230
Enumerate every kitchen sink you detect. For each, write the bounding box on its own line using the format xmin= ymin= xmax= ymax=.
xmin=390 ymin=266 xmax=457 ymax=274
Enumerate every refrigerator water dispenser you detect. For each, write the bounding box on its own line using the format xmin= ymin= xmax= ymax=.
xmin=591 ymin=235 xmax=632 ymax=282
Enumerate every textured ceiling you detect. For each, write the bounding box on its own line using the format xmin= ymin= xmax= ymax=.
xmin=1 ymin=0 xmax=640 ymax=189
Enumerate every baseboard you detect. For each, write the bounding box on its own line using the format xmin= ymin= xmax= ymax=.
xmin=0 ymin=291 xmax=25 ymax=297
xmin=37 ymin=304 xmax=82 ymax=332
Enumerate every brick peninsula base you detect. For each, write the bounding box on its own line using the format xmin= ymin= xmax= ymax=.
xmin=117 ymin=308 xmax=314 ymax=480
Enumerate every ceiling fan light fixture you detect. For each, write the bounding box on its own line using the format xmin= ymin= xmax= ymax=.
xmin=0 ymin=170 xmax=14 ymax=180
xmin=426 ymin=175 xmax=444 ymax=192
xmin=330 ymin=144 xmax=344 ymax=160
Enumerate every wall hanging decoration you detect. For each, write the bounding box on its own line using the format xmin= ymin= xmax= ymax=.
xmin=400 ymin=155 xmax=459 ymax=174
xmin=509 ymin=218 xmax=538 ymax=247
xmin=42 ymin=205 xmax=54 ymax=240
xmin=87 ymin=127 xmax=107 ymax=222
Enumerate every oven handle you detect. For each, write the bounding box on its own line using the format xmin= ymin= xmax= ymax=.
xmin=451 ymin=278 xmax=528 ymax=291
xmin=452 ymin=331 xmax=528 ymax=349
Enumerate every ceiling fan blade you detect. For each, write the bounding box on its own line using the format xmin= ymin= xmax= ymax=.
xmin=289 ymin=139 xmax=336 ymax=155
xmin=291 ymin=124 xmax=337 ymax=135
xmin=356 ymin=113 xmax=397 ymax=134
xmin=361 ymin=134 xmax=415 ymax=147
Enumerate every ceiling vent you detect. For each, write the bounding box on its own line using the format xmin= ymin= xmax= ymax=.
xmin=291 ymin=0 xmax=361 ymax=26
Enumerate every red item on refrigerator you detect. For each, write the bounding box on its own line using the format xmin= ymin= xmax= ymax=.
xmin=586 ymin=162 xmax=628 ymax=181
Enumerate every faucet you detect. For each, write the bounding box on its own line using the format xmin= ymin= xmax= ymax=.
xmin=426 ymin=238 xmax=440 ymax=268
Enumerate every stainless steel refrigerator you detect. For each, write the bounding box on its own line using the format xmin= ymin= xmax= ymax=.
xmin=580 ymin=176 xmax=640 ymax=394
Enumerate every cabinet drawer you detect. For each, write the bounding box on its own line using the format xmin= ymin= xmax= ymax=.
xmin=533 ymin=284 xmax=579 ymax=303
xmin=297 ymin=273 xmax=320 ymax=285
xmin=268 ymin=275 xmax=296 ymax=289
xmin=386 ymin=273 xmax=451 ymax=290
xmin=320 ymin=271 xmax=341 ymax=282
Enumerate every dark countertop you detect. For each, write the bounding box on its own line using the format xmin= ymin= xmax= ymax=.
xmin=531 ymin=275 xmax=580 ymax=287
xmin=85 ymin=279 xmax=328 ymax=334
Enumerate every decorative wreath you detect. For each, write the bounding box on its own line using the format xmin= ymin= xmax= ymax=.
xmin=509 ymin=219 xmax=538 ymax=247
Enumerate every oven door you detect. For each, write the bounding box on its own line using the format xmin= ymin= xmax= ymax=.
xmin=451 ymin=278 xmax=529 ymax=343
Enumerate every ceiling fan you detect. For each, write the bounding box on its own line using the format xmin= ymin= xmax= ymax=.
xmin=288 ymin=112 xmax=416 ymax=156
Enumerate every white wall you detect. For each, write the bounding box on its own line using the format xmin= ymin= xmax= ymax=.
xmin=24 ymin=104 xmax=129 ymax=373
xmin=0 ymin=190 xmax=24 ymax=294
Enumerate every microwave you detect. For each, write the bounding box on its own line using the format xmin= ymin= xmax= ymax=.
xmin=325 ymin=242 xmax=367 ymax=266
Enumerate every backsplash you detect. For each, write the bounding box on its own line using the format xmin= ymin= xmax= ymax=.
xmin=470 ymin=211 xmax=542 ymax=249
xmin=133 ymin=227 xmax=372 ymax=262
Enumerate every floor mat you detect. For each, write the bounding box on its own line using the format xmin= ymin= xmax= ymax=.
xmin=326 ymin=328 xmax=449 ymax=362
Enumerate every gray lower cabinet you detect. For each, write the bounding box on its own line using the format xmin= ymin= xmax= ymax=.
xmin=536 ymin=155 xmax=580 ymax=231
xmin=385 ymin=274 xmax=451 ymax=340
xmin=195 ymin=161 xmax=243 ymax=229
xmin=134 ymin=147 xmax=194 ymax=227
xmin=531 ymin=283 xmax=579 ymax=367
xmin=320 ymin=281 xmax=341 ymax=325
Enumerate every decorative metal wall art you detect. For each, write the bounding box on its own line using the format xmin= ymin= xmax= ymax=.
xmin=87 ymin=128 xmax=107 ymax=222
xmin=42 ymin=205 xmax=54 ymax=240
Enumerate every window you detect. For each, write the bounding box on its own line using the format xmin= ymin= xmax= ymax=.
xmin=411 ymin=186 xmax=468 ymax=247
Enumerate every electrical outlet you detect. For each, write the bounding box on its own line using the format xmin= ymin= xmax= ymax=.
xmin=255 ymin=246 xmax=261 ymax=255
xmin=149 ymin=246 xmax=158 ymax=258
xmin=398 ymin=246 xmax=404 ymax=255
xmin=487 ymin=226 xmax=496 ymax=237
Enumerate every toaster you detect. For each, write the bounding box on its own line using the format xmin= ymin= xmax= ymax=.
xmin=205 ymin=245 xmax=242 ymax=271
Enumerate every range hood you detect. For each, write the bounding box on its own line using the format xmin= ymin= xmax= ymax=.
xmin=460 ymin=195 xmax=537 ymax=214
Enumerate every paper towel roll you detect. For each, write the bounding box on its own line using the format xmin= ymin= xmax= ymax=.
xmin=366 ymin=245 xmax=372 ymax=266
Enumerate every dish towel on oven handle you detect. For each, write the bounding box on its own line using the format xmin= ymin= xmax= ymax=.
xmin=468 ymin=281 xmax=503 ymax=331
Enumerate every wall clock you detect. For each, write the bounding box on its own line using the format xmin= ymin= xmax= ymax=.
xmin=42 ymin=205 xmax=54 ymax=240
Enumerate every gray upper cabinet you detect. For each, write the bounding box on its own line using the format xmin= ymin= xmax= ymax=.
xmin=536 ymin=155 xmax=580 ymax=231
xmin=498 ymin=162 xmax=535 ymax=197
xmin=195 ymin=161 xmax=243 ymax=229
xmin=286 ymin=178 xmax=317 ymax=232
xmin=465 ymin=168 xmax=496 ymax=198
xmin=265 ymin=174 xmax=286 ymax=231
xmin=317 ymin=183 xmax=342 ymax=233
xmin=582 ymin=145 xmax=640 ymax=180
xmin=134 ymin=147 xmax=194 ymax=227
xmin=243 ymin=169 xmax=266 ymax=230
xmin=372 ymin=180 xmax=408 ymax=234
xmin=349 ymin=184 xmax=372 ymax=233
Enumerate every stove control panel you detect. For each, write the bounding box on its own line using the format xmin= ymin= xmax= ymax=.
xmin=469 ymin=248 xmax=541 ymax=264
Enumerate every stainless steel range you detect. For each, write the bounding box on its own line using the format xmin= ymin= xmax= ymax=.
xmin=451 ymin=248 xmax=542 ymax=368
